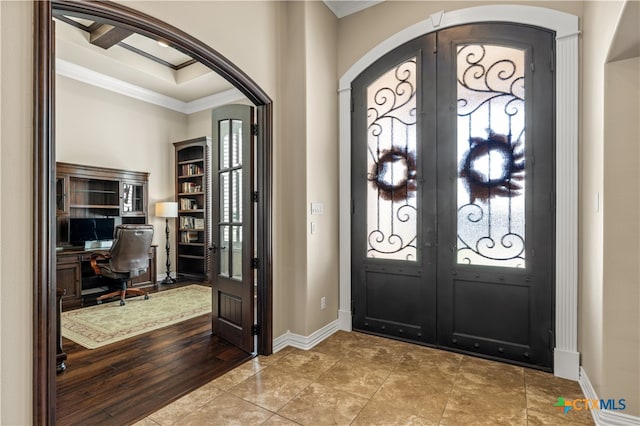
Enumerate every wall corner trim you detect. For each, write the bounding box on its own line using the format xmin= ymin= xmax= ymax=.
xmin=579 ymin=367 xmax=640 ymax=426
xmin=554 ymin=349 xmax=580 ymax=380
xmin=338 ymin=310 xmax=352 ymax=331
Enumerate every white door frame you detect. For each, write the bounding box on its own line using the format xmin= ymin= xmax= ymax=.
xmin=338 ymin=5 xmax=580 ymax=380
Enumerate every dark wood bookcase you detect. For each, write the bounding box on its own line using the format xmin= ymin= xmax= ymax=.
xmin=174 ymin=137 xmax=212 ymax=281
xmin=55 ymin=162 xmax=155 ymax=309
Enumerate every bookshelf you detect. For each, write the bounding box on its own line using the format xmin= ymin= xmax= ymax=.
xmin=55 ymin=162 xmax=152 ymax=309
xmin=56 ymin=162 xmax=149 ymax=246
xmin=174 ymin=137 xmax=212 ymax=280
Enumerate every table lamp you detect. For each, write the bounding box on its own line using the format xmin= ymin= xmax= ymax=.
xmin=155 ymin=201 xmax=178 ymax=284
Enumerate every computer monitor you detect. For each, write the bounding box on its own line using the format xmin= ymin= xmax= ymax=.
xmin=69 ymin=218 xmax=115 ymax=245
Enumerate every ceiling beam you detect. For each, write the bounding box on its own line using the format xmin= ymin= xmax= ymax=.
xmin=89 ymin=23 xmax=133 ymax=49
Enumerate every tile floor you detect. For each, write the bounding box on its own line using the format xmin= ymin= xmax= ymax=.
xmin=135 ymin=331 xmax=594 ymax=425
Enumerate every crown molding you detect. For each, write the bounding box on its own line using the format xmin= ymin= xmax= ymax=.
xmin=323 ymin=1 xmax=384 ymax=19
xmin=55 ymin=58 xmax=245 ymax=114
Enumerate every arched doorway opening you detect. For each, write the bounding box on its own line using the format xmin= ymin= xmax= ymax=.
xmin=34 ymin=1 xmax=273 ymax=423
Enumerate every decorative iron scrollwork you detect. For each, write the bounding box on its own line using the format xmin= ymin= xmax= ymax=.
xmin=456 ymin=45 xmax=526 ymax=268
xmin=366 ymin=58 xmax=418 ymax=260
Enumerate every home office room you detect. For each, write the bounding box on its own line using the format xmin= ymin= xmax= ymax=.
xmin=50 ymin=2 xmax=268 ymax=423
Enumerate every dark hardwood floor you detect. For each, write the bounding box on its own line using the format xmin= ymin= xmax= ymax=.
xmin=56 ymin=284 xmax=252 ymax=426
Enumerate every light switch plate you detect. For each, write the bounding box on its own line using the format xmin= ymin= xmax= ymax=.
xmin=311 ymin=202 xmax=324 ymax=215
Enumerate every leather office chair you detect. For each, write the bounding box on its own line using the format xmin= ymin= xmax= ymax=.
xmin=90 ymin=224 xmax=154 ymax=306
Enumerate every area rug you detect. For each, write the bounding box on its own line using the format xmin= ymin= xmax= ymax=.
xmin=61 ymin=284 xmax=212 ymax=349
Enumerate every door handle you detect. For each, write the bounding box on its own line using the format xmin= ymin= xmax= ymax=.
xmin=210 ymin=244 xmax=217 ymax=253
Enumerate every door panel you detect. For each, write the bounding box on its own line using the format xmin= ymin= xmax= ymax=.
xmin=211 ymin=104 xmax=254 ymax=353
xmin=436 ymin=24 xmax=555 ymax=368
xmin=352 ymin=23 xmax=555 ymax=369
xmin=352 ymin=34 xmax=437 ymax=344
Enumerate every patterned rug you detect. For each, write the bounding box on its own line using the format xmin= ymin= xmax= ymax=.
xmin=61 ymin=284 xmax=212 ymax=349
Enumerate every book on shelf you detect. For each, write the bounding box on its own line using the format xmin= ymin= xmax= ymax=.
xmin=193 ymin=218 xmax=205 ymax=229
xmin=180 ymin=198 xmax=198 ymax=210
xmin=181 ymin=230 xmax=200 ymax=243
xmin=180 ymin=216 xmax=195 ymax=229
xmin=181 ymin=164 xmax=203 ymax=176
xmin=181 ymin=182 xmax=202 ymax=193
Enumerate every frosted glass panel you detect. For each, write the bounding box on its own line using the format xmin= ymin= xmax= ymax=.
xmin=220 ymin=172 xmax=229 ymax=222
xmin=232 ymin=225 xmax=242 ymax=280
xmin=231 ymin=120 xmax=242 ymax=167
xmin=366 ymin=57 xmax=418 ymax=261
xmin=220 ymin=225 xmax=230 ymax=277
xmin=231 ymin=169 xmax=242 ymax=222
xmin=220 ymin=120 xmax=230 ymax=169
xmin=456 ymin=44 xmax=526 ymax=268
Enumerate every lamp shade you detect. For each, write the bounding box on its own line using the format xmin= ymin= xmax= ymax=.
xmin=155 ymin=201 xmax=178 ymax=218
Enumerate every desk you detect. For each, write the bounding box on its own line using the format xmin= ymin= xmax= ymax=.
xmin=56 ymin=245 xmax=157 ymax=310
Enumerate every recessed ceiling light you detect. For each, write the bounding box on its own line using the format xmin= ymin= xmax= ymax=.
xmin=157 ymin=40 xmax=169 ymax=48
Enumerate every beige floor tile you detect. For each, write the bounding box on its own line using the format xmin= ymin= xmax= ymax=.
xmin=261 ymin=414 xmax=302 ymax=425
xmin=351 ymin=400 xmax=438 ymax=426
xmin=444 ymin=357 xmax=527 ymax=425
xmin=175 ymin=393 xmax=274 ymax=426
xmin=524 ymin=368 xmax=594 ymax=424
xmin=210 ymin=357 xmax=267 ymax=390
xmin=315 ymin=357 xmax=391 ymax=399
xmin=525 ymin=368 xmax=586 ymax=399
xmin=311 ymin=330 xmax=367 ymax=357
xmin=278 ymin=382 xmax=369 ymax=425
xmin=394 ymin=346 xmax=461 ymax=381
xmin=147 ymin=382 xmax=224 ymax=425
xmin=230 ymin=365 xmax=312 ymax=412
xmin=440 ymin=389 xmax=527 ymax=426
xmin=141 ymin=332 xmax=597 ymax=426
xmin=439 ymin=412 xmax=527 ymax=426
xmin=396 ymin=345 xmax=462 ymax=369
xmin=369 ymin=371 xmax=451 ymax=422
xmin=257 ymin=346 xmax=296 ymax=366
xmin=455 ymin=356 xmax=525 ymax=391
xmin=269 ymin=347 xmax=340 ymax=380
xmin=526 ymin=408 xmax=595 ymax=425
xmin=132 ymin=417 xmax=161 ymax=426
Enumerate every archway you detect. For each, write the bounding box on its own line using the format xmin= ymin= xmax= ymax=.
xmin=34 ymin=1 xmax=273 ymax=423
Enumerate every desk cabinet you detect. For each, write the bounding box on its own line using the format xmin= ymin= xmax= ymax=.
xmin=56 ymin=253 xmax=82 ymax=310
xmin=57 ymin=246 xmax=157 ymax=311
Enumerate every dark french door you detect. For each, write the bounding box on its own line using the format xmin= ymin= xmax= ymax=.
xmin=351 ymin=24 xmax=555 ymax=369
xmin=211 ymin=104 xmax=255 ymax=353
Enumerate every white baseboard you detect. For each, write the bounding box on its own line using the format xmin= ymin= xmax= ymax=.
xmin=554 ymin=348 xmax=580 ymax=380
xmin=579 ymin=367 xmax=640 ymax=425
xmin=272 ymin=319 xmax=340 ymax=353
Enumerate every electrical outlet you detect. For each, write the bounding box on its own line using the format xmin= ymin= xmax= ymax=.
xmin=320 ymin=296 xmax=326 ymax=310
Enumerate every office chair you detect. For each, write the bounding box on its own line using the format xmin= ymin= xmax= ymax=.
xmin=90 ymin=224 xmax=154 ymax=306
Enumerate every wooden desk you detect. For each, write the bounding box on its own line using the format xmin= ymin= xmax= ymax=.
xmin=56 ymin=245 xmax=157 ymax=310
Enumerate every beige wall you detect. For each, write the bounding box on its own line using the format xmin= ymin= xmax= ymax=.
xmin=602 ymin=56 xmax=640 ymax=415
xmin=1 ymin=1 xmax=33 ymax=424
xmin=580 ymin=0 xmax=624 ymax=407
xmin=56 ymin=76 xmax=189 ymax=274
xmin=305 ymin=1 xmax=339 ymax=334
xmin=336 ymin=0 xmax=584 ymax=77
xmin=278 ymin=1 xmax=309 ymax=336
